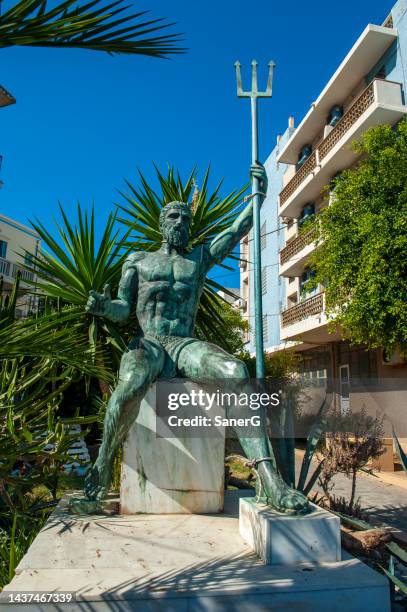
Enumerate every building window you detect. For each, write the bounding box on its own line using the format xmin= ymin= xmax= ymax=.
xmin=262 ymin=315 xmax=268 ymax=344
xmin=300 ymin=269 xmax=316 ymax=298
xmin=0 ymin=240 xmax=7 ymax=259
xmin=261 ymin=268 xmax=267 ymax=295
xmin=24 ymin=251 xmax=34 ymax=266
xmin=260 ymin=222 xmax=266 ymax=250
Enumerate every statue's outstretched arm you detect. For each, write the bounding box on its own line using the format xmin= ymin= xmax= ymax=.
xmin=86 ymin=256 xmax=138 ymax=323
xmin=207 ymin=163 xmax=267 ymax=266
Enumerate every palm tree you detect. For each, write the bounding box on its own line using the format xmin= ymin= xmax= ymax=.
xmin=117 ymin=165 xmax=249 ymax=344
xmin=0 ymin=0 xmax=184 ymax=57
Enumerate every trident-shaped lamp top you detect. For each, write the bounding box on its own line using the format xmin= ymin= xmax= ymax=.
xmin=234 ymin=59 xmax=275 ymax=98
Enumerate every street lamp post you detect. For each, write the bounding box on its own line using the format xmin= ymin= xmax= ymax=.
xmin=234 ymin=59 xmax=275 ymax=379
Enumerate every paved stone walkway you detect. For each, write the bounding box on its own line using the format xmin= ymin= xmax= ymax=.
xmin=295 ymin=456 xmax=407 ymax=531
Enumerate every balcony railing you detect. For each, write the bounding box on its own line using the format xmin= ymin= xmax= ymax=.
xmin=280 ymin=151 xmax=317 ymax=206
xmin=318 ymin=81 xmax=375 ymax=161
xmin=281 ymin=292 xmax=324 ymax=328
xmin=383 ymin=14 xmax=393 ymax=28
xmin=280 ymin=228 xmax=316 ymax=265
xmin=0 ymin=259 xmax=35 ymax=283
xmin=0 ymin=257 xmax=11 ymax=277
xmin=12 ymin=264 xmax=34 ymax=283
xmin=279 ymin=78 xmax=388 ymax=208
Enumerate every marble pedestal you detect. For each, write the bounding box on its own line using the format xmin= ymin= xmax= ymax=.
xmin=120 ymin=384 xmax=225 ymax=514
xmin=239 ymin=497 xmax=341 ymax=565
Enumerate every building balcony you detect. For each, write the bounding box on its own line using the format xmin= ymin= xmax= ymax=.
xmin=13 ymin=264 xmax=35 ymax=283
xmin=277 ymin=24 xmax=397 ymax=165
xmin=282 ymin=292 xmax=324 ymax=328
xmin=279 ymin=79 xmax=406 ymax=218
xmin=280 ymin=292 xmax=342 ymax=344
xmin=0 ymin=257 xmax=11 ymax=278
xmin=279 ymin=228 xmax=316 ymax=277
xmin=0 ymin=258 xmax=35 ymax=284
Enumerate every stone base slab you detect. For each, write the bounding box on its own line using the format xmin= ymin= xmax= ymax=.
xmin=120 ymin=383 xmax=225 ymax=514
xmin=68 ymin=495 xmax=119 ymax=516
xmin=1 ymin=491 xmax=389 ymax=611
xmin=239 ymin=497 xmax=341 ymax=565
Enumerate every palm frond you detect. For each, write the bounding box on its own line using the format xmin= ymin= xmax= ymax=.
xmin=0 ymin=0 xmax=185 ymax=57
xmin=21 ymin=204 xmax=131 ymax=373
xmin=28 ymin=204 xmax=127 ymax=304
xmin=0 ymin=308 xmax=113 ymax=380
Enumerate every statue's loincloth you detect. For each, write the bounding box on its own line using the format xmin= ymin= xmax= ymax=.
xmin=132 ymin=333 xmax=197 ymax=378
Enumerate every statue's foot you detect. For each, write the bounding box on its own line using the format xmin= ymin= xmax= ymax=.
xmin=257 ymin=464 xmax=310 ymax=515
xmin=84 ymin=461 xmax=111 ymax=501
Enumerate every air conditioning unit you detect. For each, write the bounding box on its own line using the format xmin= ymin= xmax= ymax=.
xmin=382 ymin=348 xmax=406 ymax=366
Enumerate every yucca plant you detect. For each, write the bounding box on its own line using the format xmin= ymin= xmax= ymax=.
xmin=0 ymin=510 xmax=48 ymax=588
xmin=117 ymin=165 xmax=249 ymax=343
xmin=0 ymin=0 xmax=184 ymax=57
xmin=26 ymin=205 xmax=131 ymax=378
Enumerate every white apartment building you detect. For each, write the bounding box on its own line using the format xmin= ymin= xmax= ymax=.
xmin=0 ymin=214 xmax=40 ymax=317
xmin=278 ymin=19 xmax=406 ymax=349
xmin=241 ymin=2 xmax=407 ymax=445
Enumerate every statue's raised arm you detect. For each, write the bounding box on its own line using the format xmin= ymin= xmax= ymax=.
xmin=207 ymin=163 xmax=267 ymax=266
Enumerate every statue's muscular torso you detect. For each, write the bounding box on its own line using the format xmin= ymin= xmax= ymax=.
xmin=125 ymin=246 xmax=209 ymax=338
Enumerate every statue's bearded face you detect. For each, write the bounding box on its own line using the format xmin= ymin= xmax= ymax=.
xmin=160 ymin=205 xmax=192 ymax=248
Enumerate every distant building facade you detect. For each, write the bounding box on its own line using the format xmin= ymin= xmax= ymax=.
xmin=0 ymin=214 xmax=40 ymax=317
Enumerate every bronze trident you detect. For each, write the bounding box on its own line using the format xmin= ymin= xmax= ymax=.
xmin=234 ymin=60 xmax=275 ymax=379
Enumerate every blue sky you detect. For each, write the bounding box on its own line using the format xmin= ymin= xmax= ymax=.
xmin=0 ymin=0 xmax=390 ymax=288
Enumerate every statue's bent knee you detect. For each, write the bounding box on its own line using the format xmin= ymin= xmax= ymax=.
xmin=227 ymin=359 xmax=249 ymax=381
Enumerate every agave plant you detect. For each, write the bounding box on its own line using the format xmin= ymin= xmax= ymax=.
xmin=383 ymin=541 xmax=407 ymax=607
xmin=0 ymin=0 xmax=184 ymax=57
xmin=117 ymin=165 xmax=249 ymax=343
xmin=0 ymin=278 xmax=113 ymax=587
xmin=393 ymin=428 xmax=407 ymax=473
xmin=271 ymin=392 xmax=327 ymax=496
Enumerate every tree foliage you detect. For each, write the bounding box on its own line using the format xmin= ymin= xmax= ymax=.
xmin=196 ymin=297 xmax=248 ymax=355
xmin=308 ymin=121 xmax=407 ymax=354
